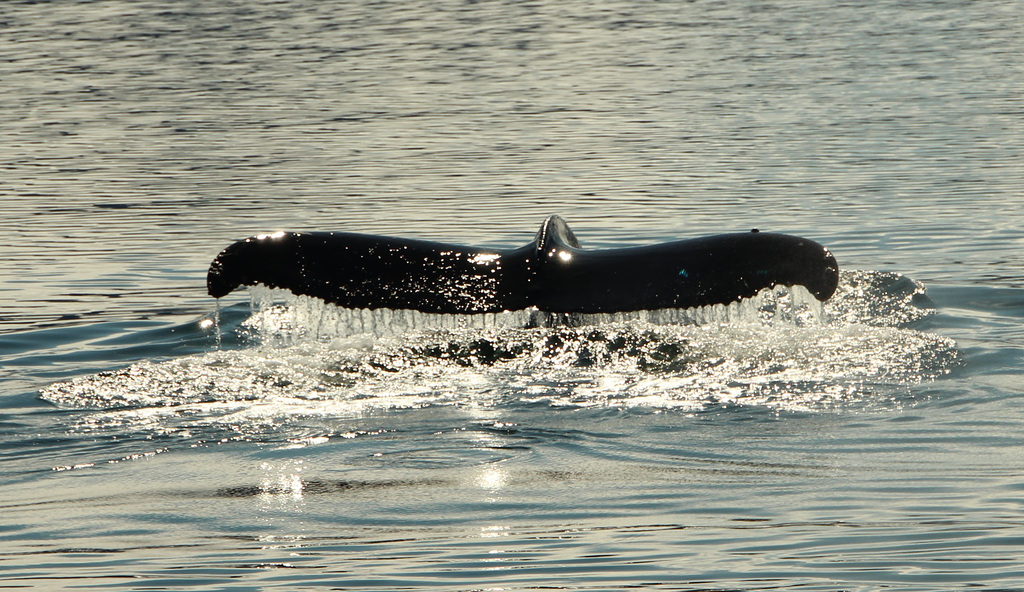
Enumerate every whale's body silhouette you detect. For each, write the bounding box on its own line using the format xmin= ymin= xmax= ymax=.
xmin=207 ymin=215 xmax=839 ymax=314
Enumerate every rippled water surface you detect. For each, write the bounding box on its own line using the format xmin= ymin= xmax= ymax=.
xmin=2 ymin=0 xmax=1023 ymax=590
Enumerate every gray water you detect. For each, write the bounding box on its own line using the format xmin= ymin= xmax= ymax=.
xmin=2 ymin=0 xmax=1023 ymax=590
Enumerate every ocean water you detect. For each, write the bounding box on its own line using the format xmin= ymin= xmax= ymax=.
xmin=2 ymin=0 xmax=1023 ymax=590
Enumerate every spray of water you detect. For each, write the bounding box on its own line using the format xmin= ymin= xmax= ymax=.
xmin=41 ymin=271 xmax=960 ymax=431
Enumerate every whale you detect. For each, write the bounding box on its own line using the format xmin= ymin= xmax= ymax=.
xmin=207 ymin=215 xmax=839 ymax=314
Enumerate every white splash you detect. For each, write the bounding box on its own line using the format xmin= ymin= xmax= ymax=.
xmin=39 ymin=270 xmax=962 ymax=446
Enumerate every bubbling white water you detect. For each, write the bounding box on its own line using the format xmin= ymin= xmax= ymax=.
xmin=41 ymin=270 xmax=960 ymax=435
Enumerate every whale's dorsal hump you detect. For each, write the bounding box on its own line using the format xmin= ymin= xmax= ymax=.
xmin=534 ymin=215 xmax=582 ymax=260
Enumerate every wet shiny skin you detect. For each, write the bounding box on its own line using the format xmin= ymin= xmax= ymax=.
xmin=207 ymin=215 xmax=839 ymax=314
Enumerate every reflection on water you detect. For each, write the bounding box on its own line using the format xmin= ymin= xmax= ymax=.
xmin=3 ymin=0 xmax=1024 ymax=590
xmin=259 ymin=460 xmax=307 ymax=512
xmin=39 ymin=271 xmax=961 ymax=458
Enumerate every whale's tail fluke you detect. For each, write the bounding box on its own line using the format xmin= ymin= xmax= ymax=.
xmin=207 ymin=215 xmax=839 ymax=314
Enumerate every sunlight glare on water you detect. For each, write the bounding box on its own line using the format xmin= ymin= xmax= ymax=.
xmin=40 ymin=271 xmax=962 ymax=449
xmin=2 ymin=0 xmax=1023 ymax=589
